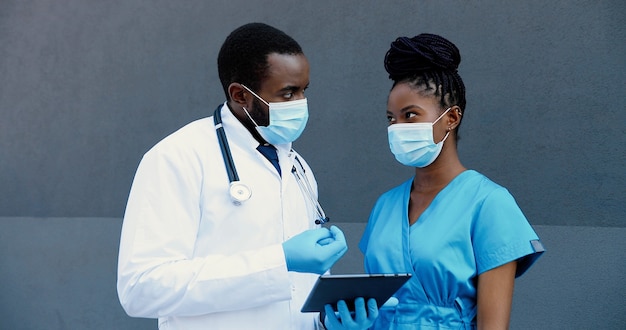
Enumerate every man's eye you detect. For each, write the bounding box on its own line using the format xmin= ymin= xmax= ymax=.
xmin=283 ymin=92 xmax=294 ymax=99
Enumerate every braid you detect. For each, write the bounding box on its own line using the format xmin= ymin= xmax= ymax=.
xmin=384 ymin=34 xmax=466 ymax=113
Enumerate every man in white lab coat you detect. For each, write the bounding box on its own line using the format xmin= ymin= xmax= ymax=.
xmin=117 ymin=23 xmax=377 ymax=329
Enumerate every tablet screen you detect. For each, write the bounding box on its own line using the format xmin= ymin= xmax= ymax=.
xmin=300 ymin=273 xmax=411 ymax=313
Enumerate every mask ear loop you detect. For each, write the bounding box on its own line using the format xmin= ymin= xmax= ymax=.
xmin=241 ymin=84 xmax=271 ymax=131
xmin=440 ymin=131 xmax=451 ymax=143
xmin=433 ymin=107 xmax=452 ymax=144
xmin=241 ymin=84 xmax=269 ymax=106
xmin=432 ymin=107 xmax=452 ymax=125
xmin=242 ymin=106 xmax=261 ymax=128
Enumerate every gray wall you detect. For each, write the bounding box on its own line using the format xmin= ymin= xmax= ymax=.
xmin=2 ymin=218 xmax=625 ymax=329
xmin=1 ymin=1 xmax=624 ymax=329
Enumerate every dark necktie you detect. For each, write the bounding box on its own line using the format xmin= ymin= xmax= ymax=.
xmin=256 ymin=144 xmax=281 ymax=176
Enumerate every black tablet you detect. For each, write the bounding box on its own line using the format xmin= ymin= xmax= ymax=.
xmin=300 ymin=273 xmax=412 ymax=313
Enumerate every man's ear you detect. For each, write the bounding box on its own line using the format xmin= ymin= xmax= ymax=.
xmin=228 ymin=83 xmax=247 ymax=106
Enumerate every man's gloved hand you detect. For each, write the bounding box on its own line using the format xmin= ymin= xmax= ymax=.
xmin=323 ymin=297 xmax=379 ymax=330
xmin=282 ymin=225 xmax=348 ymax=274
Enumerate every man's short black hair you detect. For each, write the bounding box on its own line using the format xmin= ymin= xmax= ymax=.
xmin=217 ymin=23 xmax=303 ymax=100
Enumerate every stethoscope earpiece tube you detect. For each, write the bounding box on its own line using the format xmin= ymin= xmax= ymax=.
xmin=214 ymin=106 xmax=239 ymax=182
xmin=291 ymin=160 xmax=329 ymax=225
xmin=214 ymin=105 xmax=251 ymax=205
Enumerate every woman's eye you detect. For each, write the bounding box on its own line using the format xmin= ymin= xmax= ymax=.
xmin=405 ymin=112 xmax=417 ymax=119
xmin=387 ymin=116 xmax=395 ymax=123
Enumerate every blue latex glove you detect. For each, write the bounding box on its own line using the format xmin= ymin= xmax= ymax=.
xmin=282 ymin=226 xmax=348 ymax=274
xmin=324 ymin=297 xmax=379 ymax=330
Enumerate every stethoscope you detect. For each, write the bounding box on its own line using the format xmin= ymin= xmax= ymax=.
xmin=213 ymin=105 xmax=329 ymax=225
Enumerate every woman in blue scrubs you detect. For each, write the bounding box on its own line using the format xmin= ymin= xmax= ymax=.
xmin=358 ymin=34 xmax=545 ymax=329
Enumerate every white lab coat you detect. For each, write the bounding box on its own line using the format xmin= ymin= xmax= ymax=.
xmin=117 ymin=102 xmax=322 ymax=329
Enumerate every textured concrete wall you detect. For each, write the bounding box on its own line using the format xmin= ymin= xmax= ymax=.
xmin=1 ymin=0 xmax=625 ymax=227
xmin=1 ymin=218 xmax=625 ymax=329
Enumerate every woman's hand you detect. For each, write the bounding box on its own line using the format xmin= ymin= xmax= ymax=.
xmin=324 ymin=297 xmax=378 ymax=330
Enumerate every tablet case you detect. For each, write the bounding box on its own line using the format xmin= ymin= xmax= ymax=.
xmin=300 ymin=273 xmax=412 ymax=313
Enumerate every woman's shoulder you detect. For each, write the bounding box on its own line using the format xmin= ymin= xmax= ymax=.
xmin=458 ymin=170 xmax=508 ymax=193
xmin=368 ymin=178 xmax=412 ymax=210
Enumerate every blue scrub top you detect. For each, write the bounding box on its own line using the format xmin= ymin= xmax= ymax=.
xmin=359 ymin=170 xmax=544 ymax=329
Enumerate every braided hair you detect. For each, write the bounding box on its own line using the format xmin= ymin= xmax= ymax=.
xmin=384 ymin=33 xmax=466 ymax=132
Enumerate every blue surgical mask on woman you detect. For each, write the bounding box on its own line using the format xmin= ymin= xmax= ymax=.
xmin=387 ymin=107 xmax=451 ymax=168
xmin=241 ymin=85 xmax=309 ymax=145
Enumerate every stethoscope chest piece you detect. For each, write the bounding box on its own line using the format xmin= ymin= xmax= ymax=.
xmin=229 ymin=181 xmax=251 ymax=205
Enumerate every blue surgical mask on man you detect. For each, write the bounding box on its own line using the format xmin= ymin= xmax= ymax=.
xmin=241 ymin=84 xmax=309 ymax=145
xmin=387 ymin=108 xmax=451 ymax=168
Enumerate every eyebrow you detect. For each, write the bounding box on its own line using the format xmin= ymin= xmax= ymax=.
xmin=279 ymin=83 xmax=309 ymax=93
xmin=387 ymin=105 xmax=424 ymax=115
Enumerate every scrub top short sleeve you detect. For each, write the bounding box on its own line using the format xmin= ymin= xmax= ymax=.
xmin=472 ymin=186 xmax=545 ymax=277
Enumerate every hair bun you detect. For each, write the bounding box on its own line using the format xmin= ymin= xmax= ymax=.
xmin=384 ymin=33 xmax=461 ymax=80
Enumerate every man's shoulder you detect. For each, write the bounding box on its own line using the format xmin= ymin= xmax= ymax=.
xmin=148 ymin=117 xmax=215 ymax=154
xmin=170 ymin=117 xmax=214 ymax=139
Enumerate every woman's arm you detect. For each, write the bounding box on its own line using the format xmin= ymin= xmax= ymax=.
xmin=476 ymin=261 xmax=517 ymax=330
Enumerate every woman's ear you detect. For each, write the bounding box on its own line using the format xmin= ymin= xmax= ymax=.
xmin=447 ymin=105 xmax=463 ymax=130
xmin=228 ymin=83 xmax=247 ymax=106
